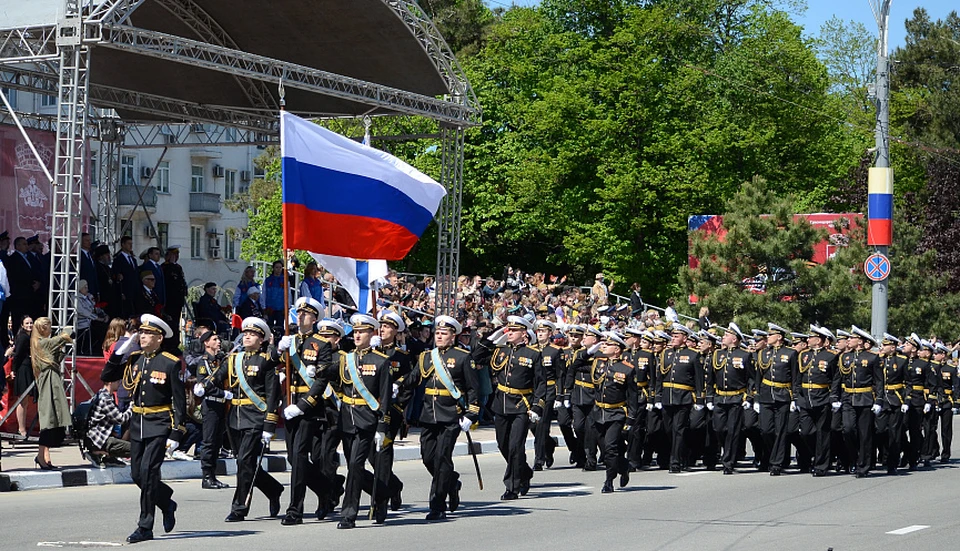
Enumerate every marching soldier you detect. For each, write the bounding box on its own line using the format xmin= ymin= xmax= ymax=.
xmin=333 ymin=314 xmax=392 ymax=529
xmin=220 ymin=317 xmax=284 ymax=521
xmin=314 ymin=319 xmax=347 ymax=518
xmin=876 ymin=333 xmax=908 ymax=474
xmin=918 ymin=340 xmax=941 ymax=466
xmin=830 ymin=329 xmax=852 ymax=472
xmin=376 ymin=310 xmax=413 ymax=511
xmin=564 ymin=325 xmax=603 ymax=470
xmin=838 ymin=326 xmax=883 ymax=478
xmin=644 ymin=330 xmax=671 ymax=468
xmin=102 ymin=314 xmax=185 ymax=544
xmin=409 ymin=315 xmax=479 ymax=520
xmin=278 ymin=297 xmax=336 ymax=525
xmin=691 ymin=331 xmax=720 ymax=470
xmin=186 ymin=330 xmax=230 ymax=490
xmin=477 ymin=315 xmax=547 ymax=500
xmin=900 ymin=333 xmax=936 ymax=470
xmin=623 ymin=328 xmax=653 ymax=471
xmin=591 ymin=332 xmax=638 ymax=492
xmin=531 ymin=319 xmax=563 ymax=470
xmin=741 ymin=329 xmax=767 ymax=469
xmin=933 ymin=343 xmax=958 ymax=462
xmin=755 ymin=323 xmax=796 ymax=475
xmin=655 ymin=324 xmax=704 ymax=473
xmin=794 ymin=325 xmax=839 ymax=477
xmin=557 ymin=325 xmax=585 ymax=467
xmin=706 ymin=323 xmax=755 ymax=475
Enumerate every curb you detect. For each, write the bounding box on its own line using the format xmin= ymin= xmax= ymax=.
xmin=0 ymin=435 xmax=564 ymax=492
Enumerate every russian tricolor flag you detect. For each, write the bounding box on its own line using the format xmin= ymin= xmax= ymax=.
xmin=280 ymin=112 xmax=447 ymax=260
xmin=867 ymin=167 xmax=893 ymax=247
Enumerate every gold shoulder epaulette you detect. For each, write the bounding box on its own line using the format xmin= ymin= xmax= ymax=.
xmin=372 ymin=349 xmax=390 ymax=359
xmin=454 ymin=346 xmax=469 ymax=354
xmin=161 ymin=351 xmax=179 ymax=361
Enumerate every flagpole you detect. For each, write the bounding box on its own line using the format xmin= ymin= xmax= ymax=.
xmin=279 ymin=79 xmax=292 ymax=406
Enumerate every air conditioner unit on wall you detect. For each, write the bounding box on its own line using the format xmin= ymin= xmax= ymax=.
xmin=144 ymin=224 xmax=157 ymax=238
xmin=208 ymin=247 xmax=221 ymax=259
xmin=140 ymin=166 xmax=152 ymax=179
xmin=213 ymin=165 xmax=225 ymax=178
xmin=240 ymin=170 xmax=251 ymax=182
xmin=190 ymin=123 xmax=206 ymax=133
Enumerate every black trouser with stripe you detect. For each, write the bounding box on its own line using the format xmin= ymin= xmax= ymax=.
xmin=714 ymin=403 xmax=744 ymax=470
xmin=799 ymin=405 xmax=831 ymax=472
xmin=842 ymin=404 xmax=873 ymax=474
xmin=200 ymin=401 xmax=226 ymax=477
xmin=229 ymin=427 xmax=282 ymax=516
xmin=663 ymin=405 xmax=691 ymax=470
xmin=420 ymin=422 xmax=460 ymax=514
xmin=596 ymin=419 xmax=627 ymax=483
xmin=495 ymin=412 xmax=532 ymax=493
xmin=572 ymin=403 xmax=598 ymax=468
xmin=130 ymin=435 xmax=174 ymax=531
xmin=760 ymin=402 xmax=790 ymax=470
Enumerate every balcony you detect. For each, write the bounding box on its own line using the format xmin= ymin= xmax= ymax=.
xmin=117 ymin=185 xmax=157 ymax=214
xmin=189 ymin=192 xmax=221 ymax=216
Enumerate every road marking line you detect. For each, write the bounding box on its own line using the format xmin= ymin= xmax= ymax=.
xmin=675 ymin=471 xmax=714 ymax=476
xmin=37 ymin=542 xmax=124 ymax=548
xmin=539 ymin=485 xmax=593 ymax=493
xmin=886 ymin=525 xmax=930 ymax=535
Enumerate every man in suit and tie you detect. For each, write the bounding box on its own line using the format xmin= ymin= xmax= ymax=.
xmin=6 ymin=237 xmax=39 ymax=332
xmin=139 ymin=247 xmax=166 ymax=306
xmin=113 ymin=236 xmax=140 ymax=318
xmin=79 ymin=232 xmax=99 ymax=301
xmin=25 ymin=235 xmax=47 ymax=317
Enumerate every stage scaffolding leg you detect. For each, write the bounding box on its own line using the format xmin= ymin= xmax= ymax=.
xmin=435 ymin=123 xmax=464 ymax=316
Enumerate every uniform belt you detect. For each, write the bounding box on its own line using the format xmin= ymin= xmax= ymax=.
xmin=425 ymin=387 xmax=452 ymax=397
xmin=886 ymin=384 xmax=905 ymax=390
xmin=946 ymin=390 xmax=954 ymax=395
xmin=762 ymin=379 xmax=791 ymax=389
xmin=575 ymin=380 xmax=595 ymax=389
xmin=547 ymin=380 xmax=557 ymax=386
xmin=663 ymin=382 xmax=695 ymax=392
xmin=497 ymin=384 xmax=533 ymax=396
xmin=842 ymin=385 xmax=873 ymax=393
xmin=911 ymin=385 xmax=926 ymax=391
xmin=292 ymin=385 xmax=311 ymax=394
xmin=596 ymin=401 xmax=626 ymax=409
xmin=636 ymin=382 xmax=649 ymax=388
xmin=802 ymin=383 xmax=830 ymax=390
xmin=341 ymin=395 xmax=369 ymax=406
xmin=205 ymin=396 xmax=226 ymax=403
xmin=230 ymin=398 xmax=253 ymax=406
xmin=715 ymin=388 xmax=745 ymax=396
xmin=132 ymin=404 xmax=172 ymax=415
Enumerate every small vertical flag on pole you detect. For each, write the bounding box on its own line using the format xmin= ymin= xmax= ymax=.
xmin=867 ymin=167 xmax=893 ymax=246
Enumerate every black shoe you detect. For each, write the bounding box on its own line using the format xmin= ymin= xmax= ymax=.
xmin=269 ymin=491 xmax=282 ymax=518
xmin=225 ymin=512 xmax=245 ymax=522
xmin=316 ymin=507 xmax=329 ymax=520
xmin=811 ymin=469 xmax=825 ymax=477
xmin=855 ymin=471 xmax=868 ymax=478
xmin=582 ymin=464 xmax=597 ymax=472
xmin=126 ymin=528 xmax=154 ymax=544
xmin=922 ymin=460 xmax=932 ymax=469
xmin=425 ymin=510 xmax=447 ymax=521
xmin=601 ymin=482 xmax=614 ymax=494
xmin=202 ymin=477 xmax=220 ymax=490
xmin=337 ymin=519 xmax=356 ymax=529
xmin=533 ymin=463 xmax=544 ymax=472
xmin=373 ymin=505 xmax=387 ymax=525
xmin=769 ymin=467 xmax=781 ymax=476
xmin=280 ymin=514 xmax=302 ymax=526
xmin=391 ymin=483 xmax=403 ymax=511
xmin=886 ymin=468 xmax=899 ymax=476
xmin=519 ymin=478 xmax=530 ymax=497
xmin=449 ymin=480 xmax=462 ymax=512
xmin=214 ymin=478 xmax=230 ymax=489
xmin=619 ymin=472 xmax=630 ymax=488
xmin=723 ymin=467 xmax=734 ymax=475
xmin=162 ymin=500 xmax=177 ymax=533
xmin=669 ymin=466 xmax=681 ymax=474
xmin=500 ymin=490 xmax=518 ymax=501
xmin=546 ymin=454 xmax=555 ymax=468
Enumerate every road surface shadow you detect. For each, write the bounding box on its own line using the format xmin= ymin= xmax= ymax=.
xmin=161 ymin=530 xmax=258 ymax=540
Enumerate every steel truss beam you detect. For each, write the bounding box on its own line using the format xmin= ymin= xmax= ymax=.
xmin=435 ymin=123 xmax=465 ymax=316
xmin=96 ymin=24 xmax=479 ymax=125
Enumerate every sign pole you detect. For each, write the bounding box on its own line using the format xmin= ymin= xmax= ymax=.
xmin=869 ymin=0 xmax=893 ymax=341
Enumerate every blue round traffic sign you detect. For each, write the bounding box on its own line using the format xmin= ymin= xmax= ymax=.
xmin=864 ymin=253 xmax=891 ymax=282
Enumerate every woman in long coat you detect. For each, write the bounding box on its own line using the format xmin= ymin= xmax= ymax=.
xmin=31 ymin=317 xmax=73 ymax=470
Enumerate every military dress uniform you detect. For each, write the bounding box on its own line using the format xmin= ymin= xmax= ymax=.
xmin=877 ymin=344 xmax=908 ymax=473
xmin=656 ymin=329 xmax=704 ymax=473
xmin=191 ymin=348 xmax=229 ymax=488
xmin=707 ymin=342 xmax=755 ymax=473
xmin=933 ymin=355 xmax=958 ymax=461
xmin=409 ymin=319 xmax=479 ymax=519
xmin=902 ymin=348 xmax=936 ymax=469
xmin=563 ymin=338 xmax=600 ymax=469
xmin=556 ymin=328 xmax=584 ymax=466
xmin=794 ymin=340 xmax=839 ymax=475
xmin=531 ymin=339 xmax=563 ymax=469
xmin=921 ymin=356 xmax=946 ymax=463
xmin=101 ymin=316 xmax=185 ymax=541
xmin=216 ymin=322 xmax=283 ymax=520
xmin=838 ymin=340 xmax=883 ymax=477
xmin=376 ymin=337 xmax=413 ymax=511
xmin=625 ymin=338 xmax=654 ymax=470
xmin=591 ymin=339 xmax=638 ymax=492
xmin=755 ymin=332 xmax=797 ymax=475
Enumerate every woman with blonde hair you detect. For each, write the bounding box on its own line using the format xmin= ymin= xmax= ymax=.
xmin=31 ymin=317 xmax=73 ymax=470
xmin=102 ymin=317 xmax=128 ymax=359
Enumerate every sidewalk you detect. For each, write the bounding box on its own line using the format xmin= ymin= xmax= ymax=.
xmin=0 ymin=426 xmax=559 ymax=492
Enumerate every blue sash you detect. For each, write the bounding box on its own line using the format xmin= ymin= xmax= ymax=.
xmin=431 ymin=348 xmax=462 ymax=400
xmin=345 ymin=352 xmax=379 ymax=410
xmin=288 ymin=335 xmax=315 ymax=387
xmin=233 ymin=352 xmax=267 ymax=412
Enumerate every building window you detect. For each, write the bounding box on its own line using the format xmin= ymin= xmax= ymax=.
xmin=156 ymin=161 xmax=170 ymax=193
xmin=40 ymin=94 xmax=57 ymax=107
xmin=190 ymin=226 xmax=203 ymax=259
xmin=156 ymin=222 xmax=169 ymax=251
xmin=89 ymin=152 xmax=98 ymax=188
xmin=225 ymin=228 xmax=238 ymax=261
xmin=121 ymin=155 xmax=136 ymax=186
xmin=253 ymin=166 xmax=265 ymax=180
xmin=121 ymin=220 xmax=133 ymax=239
xmin=191 ymin=165 xmax=204 ymax=193
xmin=224 ymin=127 xmax=237 ymax=143
xmin=224 ymin=169 xmax=237 ymax=201
xmin=1 ymin=88 xmax=17 ymax=110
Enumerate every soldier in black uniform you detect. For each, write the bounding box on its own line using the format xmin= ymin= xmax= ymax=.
xmin=933 ymin=343 xmax=958 ymax=462
xmin=643 ymin=330 xmax=671 ymax=468
xmin=187 ymin=330 xmax=230 ymax=489
xmin=476 ymin=315 xmax=546 ymax=500
xmin=794 ymin=325 xmax=839 ymax=477
xmin=333 ymin=314 xmax=392 ymax=529
xmin=590 ymin=332 xmax=638 ymax=492
xmin=102 ymin=314 xmax=185 ymax=544
xmin=556 ymin=325 xmax=583 ymax=466
xmin=531 ymin=319 xmax=563 ymax=470
xmin=563 ymin=325 xmax=602 ymax=470
xmin=755 ymin=323 xmax=797 ymax=475
xmin=707 ymin=323 xmax=755 ymax=475
xmin=838 ymin=326 xmax=883 ymax=477
xmin=900 ymin=333 xmax=936 ymax=470
xmin=278 ymin=297 xmax=336 ymax=525
xmin=623 ymin=328 xmax=653 ymax=471
xmin=656 ymin=324 xmax=704 ymax=473
xmin=376 ymin=310 xmax=413 ymax=511
xmin=221 ymin=317 xmax=284 ymax=521
xmin=408 ymin=316 xmax=479 ymax=521
xmin=876 ymin=333 xmax=908 ymax=474
xmin=918 ymin=340 xmax=941 ymax=466
xmin=691 ymin=331 xmax=720 ymax=470
xmin=314 ymin=319 xmax=347 ymax=517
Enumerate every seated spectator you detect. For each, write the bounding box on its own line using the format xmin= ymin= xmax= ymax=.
xmin=237 ymin=286 xmax=263 ymax=319
xmin=85 ymin=378 xmax=133 ymax=467
xmin=76 ymin=279 xmax=109 ymax=355
xmin=196 ymin=282 xmax=230 ymax=335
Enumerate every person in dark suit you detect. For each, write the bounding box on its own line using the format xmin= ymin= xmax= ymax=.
xmin=160 ymin=246 xmax=187 ymax=347
xmin=6 ymin=237 xmax=39 ymax=333
xmin=196 ymin=282 xmax=230 ymax=335
xmin=134 ymin=270 xmax=163 ymax=318
xmin=112 ymin=236 xmax=140 ymax=318
xmin=139 ymin=247 xmax=166 ymax=306
xmin=79 ymin=233 xmax=99 ymax=301
xmin=94 ymin=244 xmax=120 ymax=320
xmin=25 ymin=235 xmax=47 ymax=317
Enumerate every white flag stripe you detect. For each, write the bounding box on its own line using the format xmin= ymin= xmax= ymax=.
xmin=310 ymin=253 xmax=388 ymax=314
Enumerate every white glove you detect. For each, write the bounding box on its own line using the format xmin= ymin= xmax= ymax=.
xmin=370 ymin=336 xmax=382 ymax=348
xmin=459 ymin=417 xmax=473 ymax=432
xmin=392 ymin=383 xmax=400 ymax=399
xmin=493 ymin=334 xmax=509 ymax=346
xmin=871 ymin=404 xmax=882 ymax=415
xmin=193 ymin=383 xmax=205 ymax=397
xmin=284 ymin=404 xmax=303 ymax=420
xmin=654 ymin=402 xmax=663 ymax=410
xmin=706 ymin=402 xmax=715 ymax=411
xmin=587 ymin=343 xmax=601 ymax=355
xmin=278 ymin=335 xmax=294 ymax=352
xmin=278 ymin=371 xmax=286 ymax=384
xmin=789 ymin=401 xmax=797 ymax=412
xmin=901 ymin=403 xmax=909 ymax=413
xmin=753 ymin=402 xmax=761 ymax=414
xmin=553 ymin=400 xmax=562 ymax=409
xmin=375 ymin=431 xmax=385 ymax=452
xmin=223 ymin=391 xmax=234 ymax=401
xmin=646 ymin=403 xmax=654 ymax=411
xmin=261 ymin=431 xmax=273 ymax=445
xmin=742 ymin=401 xmax=751 ymax=411
xmin=305 ymin=364 xmax=317 ymax=378
xmin=832 ymin=402 xmax=842 ymax=412
xmin=563 ymin=399 xmax=571 ymax=409
xmin=528 ymin=410 xmax=541 ymax=423
xmin=165 ymin=439 xmax=178 ymax=454
xmin=693 ymin=404 xmax=704 ymax=411
xmin=116 ymin=336 xmax=138 ymax=356
xmin=953 ymin=408 xmax=959 ymax=415
xmin=924 ymin=403 xmax=932 ymax=414
xmin=487 ymin=328 xmax=505 ymax=342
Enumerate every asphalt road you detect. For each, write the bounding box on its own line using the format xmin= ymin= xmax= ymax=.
xmin=4 ymin=446 xmax=959 ymax=550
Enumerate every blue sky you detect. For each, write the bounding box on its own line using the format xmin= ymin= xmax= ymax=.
xmin=488 ymin=1 xmax=956 ymax=49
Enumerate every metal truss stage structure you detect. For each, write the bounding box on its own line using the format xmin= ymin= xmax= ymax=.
xmin=0 ymin=0 xmax=478 ymax=410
